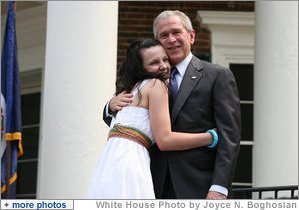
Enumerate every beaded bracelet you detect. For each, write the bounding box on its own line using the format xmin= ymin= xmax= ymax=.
xmin=207 ymin=129 xmax=218 ymax=149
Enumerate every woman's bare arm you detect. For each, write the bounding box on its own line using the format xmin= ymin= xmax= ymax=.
xmin=147 ymin=79 xmax=213 ymax=151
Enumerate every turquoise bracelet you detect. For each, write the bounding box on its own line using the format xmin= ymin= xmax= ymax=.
xmin=207 ymin=129 xmax=218 ymax=149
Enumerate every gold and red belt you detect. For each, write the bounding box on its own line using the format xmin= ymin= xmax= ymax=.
xmin=108 ymin=124 xmax=152 ymax=150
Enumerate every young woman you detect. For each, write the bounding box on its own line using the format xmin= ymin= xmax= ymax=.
xmin=87 ymin=39 xmax=218 ymax=199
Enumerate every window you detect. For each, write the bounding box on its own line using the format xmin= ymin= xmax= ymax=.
xmin=197 ymin=11 xmax=255 ymax=195
xmin=230 ymin=63 xmax=254 ymax=190
xmin=16 ymin=69 xmax=42 ymax=198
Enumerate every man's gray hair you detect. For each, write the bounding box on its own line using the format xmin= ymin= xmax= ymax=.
xmin=153 ymin=10 xmax=193 ymax=38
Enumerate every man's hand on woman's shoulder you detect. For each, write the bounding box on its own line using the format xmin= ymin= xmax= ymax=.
xmin=109 ymin=91 xmax=133 ymax=114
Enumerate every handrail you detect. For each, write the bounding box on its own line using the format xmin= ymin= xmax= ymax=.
xmin=232 ymin=185 xmax=298 ymax=199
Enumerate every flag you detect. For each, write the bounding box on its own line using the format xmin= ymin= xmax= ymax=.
xmin=1 ymin=1 xmax=23 ymax=199
xmin=1 ymin=93 xmax=7 ymax=159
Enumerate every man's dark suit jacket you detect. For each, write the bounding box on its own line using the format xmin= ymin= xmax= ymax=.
xmin=103 ymin=55 xmax=241 ymax=199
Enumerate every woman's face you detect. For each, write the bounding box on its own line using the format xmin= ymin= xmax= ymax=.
xmin=141 ymin=45 xmax=170 ymax=77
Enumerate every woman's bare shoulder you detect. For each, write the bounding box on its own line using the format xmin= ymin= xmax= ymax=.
xmin=144 ymin=78 xmax=168 ymax=90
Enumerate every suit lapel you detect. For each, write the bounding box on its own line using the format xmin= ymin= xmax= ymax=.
xmin=171 ymin=56 xmax=203 ymax=124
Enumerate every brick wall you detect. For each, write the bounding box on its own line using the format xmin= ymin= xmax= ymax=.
xmin=117 ymin=1 xmax=254 ymax=75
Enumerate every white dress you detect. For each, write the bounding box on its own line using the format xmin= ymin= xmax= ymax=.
xmin=87 ymin=80 xmax=156 ymax=199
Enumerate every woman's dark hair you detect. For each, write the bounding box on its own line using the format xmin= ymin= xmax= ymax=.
xmin=115 ymin=39 xmax=168 ymax=96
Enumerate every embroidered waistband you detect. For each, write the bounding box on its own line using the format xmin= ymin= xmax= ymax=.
xmin=108 ymin=124 xmax=152 ymax=150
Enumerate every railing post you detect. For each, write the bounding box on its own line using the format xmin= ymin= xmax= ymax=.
xmin=274 ymin=190 xmax=278 ymax=199
xmin=258 ymin=191 xmax=262 ymax=199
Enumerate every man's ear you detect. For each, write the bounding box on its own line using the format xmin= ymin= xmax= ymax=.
xmin=190 ymin=29 xmax=196 ymax=45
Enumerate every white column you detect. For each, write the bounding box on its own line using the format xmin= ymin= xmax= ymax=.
xmin=253 ymin=1 xmax=298 ymax=189
xmin=37 ymin=1 xmax=118 ymax=199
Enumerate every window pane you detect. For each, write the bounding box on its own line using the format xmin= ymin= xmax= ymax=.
xmin=16 ymin=194 xmax=36 ymax=199
xmin=230 ymin=64 xmax=253 ymax=101
xmin=17 ymin=161 xmax=37 ymax=195
xmin=21 ymin=93 xmax=41 ymax=125
xmin=241 ymin=104 xmax=253 ymax=140
xmin=233 ymin=145 xmax=252 ymax=183
xmin=19 ymin=127 xmax=39 ymax=160
xmin=194 ymin=53 xmax=211 ymax=62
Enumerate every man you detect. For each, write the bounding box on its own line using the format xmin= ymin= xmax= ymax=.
xmin=103 ymin=10 xmax=241 ymax=199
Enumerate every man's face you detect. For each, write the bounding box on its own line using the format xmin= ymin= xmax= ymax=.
xmin=156 ymin=15 xmax=195 ymax=65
